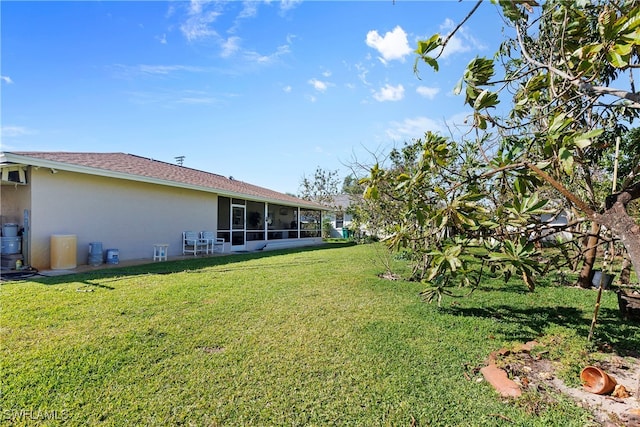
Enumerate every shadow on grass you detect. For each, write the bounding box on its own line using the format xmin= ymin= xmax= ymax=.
xmin=6 ymin=241 xmax=357 ymax=287
xmin=442 ymin=303 xmax=640 ymax=357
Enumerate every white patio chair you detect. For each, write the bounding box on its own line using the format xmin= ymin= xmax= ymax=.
xmin=183 ymin=231 xmax=207 ymax=256
xmin=200 ymin=231 xmax=225 ymax=254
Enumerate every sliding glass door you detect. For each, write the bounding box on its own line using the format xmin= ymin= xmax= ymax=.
xmin=231 ymin=204 xmax=245 ymax=251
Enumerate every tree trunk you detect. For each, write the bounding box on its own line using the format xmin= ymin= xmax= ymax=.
xmin=599 ymin=210 xmax=640 ymax=284
xmin=620 ymin=252 xmax=631 ymax=285
xmin=577 ymin=221 xmax=601 ymax=288
xmin=525 ymin=163 xmax=640 ymax=288
xmin=597 ymin=182 xmax=640 ymax=285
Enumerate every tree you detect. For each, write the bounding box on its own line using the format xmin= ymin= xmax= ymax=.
xmin=298 ymin=167 xmax=340 ymax=207
xmin=341 ymin=175 xmax=365 ymax=196
xmin=363 ymin=0 xmax=640 ymax=299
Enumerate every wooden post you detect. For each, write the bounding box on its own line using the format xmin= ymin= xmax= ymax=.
xmin=588 ymin=273 xmax=605 ymax=342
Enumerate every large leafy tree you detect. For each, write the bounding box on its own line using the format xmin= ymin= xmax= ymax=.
xmin=363 ymin=0 xmax=640 ymax=297
xmin=298 ymin=167 xmax=341 ymax=207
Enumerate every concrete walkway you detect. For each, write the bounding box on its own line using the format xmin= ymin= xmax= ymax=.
xmin=36 ymin=253 xmax=229 ymax=277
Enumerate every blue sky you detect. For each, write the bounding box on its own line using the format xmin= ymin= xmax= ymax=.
xmin=1 ymin=1 xmax=505 ymax=195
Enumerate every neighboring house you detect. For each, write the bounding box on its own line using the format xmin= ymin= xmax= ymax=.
xmin=539 ymin=211 xmax=573 ymax=244
xmin=325 ymin=194 xmax=359 ymax=238
xmin=0 ymin=152 xmax=327 ymax=270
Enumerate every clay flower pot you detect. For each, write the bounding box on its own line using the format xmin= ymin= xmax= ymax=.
xmin=580 ymin=366 xmax=617 ymax=395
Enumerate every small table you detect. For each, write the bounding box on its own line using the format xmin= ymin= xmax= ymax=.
xmin=153 ymin=244 xmax=169 ymax=261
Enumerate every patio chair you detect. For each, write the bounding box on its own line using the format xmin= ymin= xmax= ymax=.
xmin=182 ymin=231 xmax=207 ymax=256
xmin=200 ymin=231 xmax=225 ymax=254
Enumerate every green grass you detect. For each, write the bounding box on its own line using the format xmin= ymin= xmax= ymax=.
xmin=1 ymin=243 xmax=638 ymax=426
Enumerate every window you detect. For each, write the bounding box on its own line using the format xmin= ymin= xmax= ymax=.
xmin=218 ymin=196 xmax=231 ymax=229
xmin=336 ymin=211 xmax=344 ymax=228
xmin=267 ymin=204 xmax=298 ymax=240
xmin=217 ymin=196 xmax=231 ymax=242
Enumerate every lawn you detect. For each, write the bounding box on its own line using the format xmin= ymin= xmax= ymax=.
xmin=1 ymin=243 xmax=638 ymax=426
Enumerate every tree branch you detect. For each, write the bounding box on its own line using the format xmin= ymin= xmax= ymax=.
xmin=607 ymin=180 xmax=640 ymax=208
xmin=524 ymin=162 xmax=596 ymax=219
xmin=515 ymin=23 xmax=640 ymax=110
xmin=582 ymin=84 xmax=640 ymax=108
xmin=435 ymin=0 xmax=484 ymax=60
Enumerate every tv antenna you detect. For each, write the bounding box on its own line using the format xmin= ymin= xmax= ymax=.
xmin=175 ymin=156 xmax=185 ymax=166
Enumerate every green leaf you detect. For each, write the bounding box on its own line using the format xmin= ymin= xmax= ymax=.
xmin=465 ymin=57 xmax=495 ymax=86
xmin=474 ymin=112 xmax=487 ymax=130
xmin=363 ymin=186 xmax=379 ymax=200
xmin=558 ymin=147 xmax=574 ymax=175
xmin=535 ymin=161 xmax=551 ymax=169
xmin=499 ymin=0 xmax=524 ymax=21
xmin=613 ymin=42 xmax=633 ymax=56
xmin=414 ymin=34 xmax=441 ymax=72
xmin=422 ymin=56 xmax=439 ymax=72
xmin=415 ymin=34 xmax=441 ymax=55
xmin=453 ymin=78 xmax=463 ymax=96
xmin=548 ymin=113 xmax=572 ymax=135
xmin=514 ymin=177 xmax=523 ymax=195
xmin=606 ymin=50 xmax=627 ymax=68
xmin=524 ymin=73 xmax=548 ymax=94
xmin=573 ymin=128 xmax=603 ymax=149
xmin=473 ymin=90 xmax=499 ymax=110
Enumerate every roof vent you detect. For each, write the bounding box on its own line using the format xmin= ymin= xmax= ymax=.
xmin=1 ymin=165 xmax=27 ymax=184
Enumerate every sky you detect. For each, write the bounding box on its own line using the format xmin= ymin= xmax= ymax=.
xmin=1 ymin=0 xmax=507 ymax=195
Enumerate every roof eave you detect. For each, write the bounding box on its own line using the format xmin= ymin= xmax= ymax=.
xmin=0 ymin=152 xmax=326 ymax=210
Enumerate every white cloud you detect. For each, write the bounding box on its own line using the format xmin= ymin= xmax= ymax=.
xmin=280 ymin=0 xmax=302 ymax=12
xmin=386 ymin=116 xmax=445 ymax=140
xmin=116 ymin=64 xmax=206 ymax=77
xmin=1 ymin=76 xmax=14 ymax=84
xmin=283 ymin=85 xmax=292 ymax=93
xmin=365 ymin=26 xmax=412 ymax=64
xmin=416 ymin=86 xmax=440 ymax=99
xmin=125 ymin=88 xmax=220 ymax=107
xmin=355 ymin=63 xmax=370 ymax=86
xmin=373 ymin=84 xmax=404 ymax=102
xmin=176 ymin=1 xmax=295 ymax=63
xmin=273 ymin=43 xmax=291 ymax=58
xmin=177 ymin=97 xmax=215 ymax=104
xmin=244 ymin=42 xmax=290 ymax=64
xmin=180 ymin=1 xmax=221 ymax=42
xmin=2 ymin=126 xmax=34 ymax=137
xmin=228 ymin=1 xmax=259 ymax=35
xmin=386 ymin=113 xmax=473 ymax=141
xmin=238 ymin=1 xmax=258 ymax=19
xmin=309 ymin=78 xmax=329 ymax=92
xmin=221 ymin=36 xmax=241 ymax=58
xmin=156 ymin=34 xmax=168 ymax=45
xmin=180 ymin=20 xmax=218 ymax=42
xmin=437 ymin=18 xmax=485 ymax=59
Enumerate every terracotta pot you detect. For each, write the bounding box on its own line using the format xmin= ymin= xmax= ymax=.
xmin=580 ymin=366 xmax=617 ymax=395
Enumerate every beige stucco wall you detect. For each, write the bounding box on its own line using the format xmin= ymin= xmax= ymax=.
xmin=28 ymin=168 xmax=218 ymax=269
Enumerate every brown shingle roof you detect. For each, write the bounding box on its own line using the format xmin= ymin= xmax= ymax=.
xmin=6 ymin=152 xmax=325 ymax=209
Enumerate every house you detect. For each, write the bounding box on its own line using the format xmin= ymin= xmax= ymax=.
xmin=539 ymin=210 xmax=573 ymax=244
xmin=325 ymin=194 xmax=359 ymax=238
xmin=0 ymin=152 xmax=327 ymax=270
